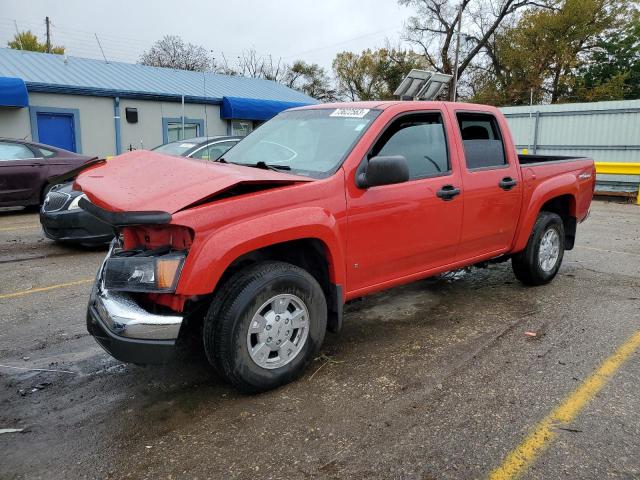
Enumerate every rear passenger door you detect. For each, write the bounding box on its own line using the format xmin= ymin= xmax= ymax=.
xmin=454 ymin=112 xmax=522 ymax=261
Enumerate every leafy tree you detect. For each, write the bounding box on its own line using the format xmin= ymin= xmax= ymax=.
xmin=285 ymin=61 xmax=338 ymax=102
xmin=574 ymin=9 xmax=640 ymax=100
xmin=471 ymin=0 xmax=632 ymax=104
xmin=140 ymin=35 xmax=211 ymax=71
xmin=332 ymin=48 xmax=427 ymax=100
xmin=8 ymin=30 xmax=64 ymax=54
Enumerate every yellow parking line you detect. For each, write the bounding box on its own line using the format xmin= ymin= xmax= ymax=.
xmin=0 ymin=225 xmax=39 ymax=232
xmin=489 ymin=329 xmax=640 ymax=480
xmin=0 ymin=278 xmax=93 ymax=300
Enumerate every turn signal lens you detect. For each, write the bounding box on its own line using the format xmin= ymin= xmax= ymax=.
xmin=157 ymin=257 xmax=183 ymax=290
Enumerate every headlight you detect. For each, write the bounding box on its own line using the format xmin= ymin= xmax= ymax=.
xmin=103 ymin=251 xmax=186 ymax=293
xmin=68 ymin=194 xmax=87 ymax=211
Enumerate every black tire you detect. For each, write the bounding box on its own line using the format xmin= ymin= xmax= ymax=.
xmin=203 ymin=261 xmax=327 ymax=393
xmin=512 ymin=211 xmax=565 ymax=286
xmin=40 ymin=183 xmax=54 ymax=205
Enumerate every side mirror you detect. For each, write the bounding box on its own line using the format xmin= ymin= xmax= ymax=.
xmin=357 ymin=155 xmax=409 ymax=188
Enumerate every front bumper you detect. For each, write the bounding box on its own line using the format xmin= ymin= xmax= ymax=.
xmin=40 ymin=208 xmax=114 ymax=246
xmin=86 ymin=261 xmax=184 ymax=364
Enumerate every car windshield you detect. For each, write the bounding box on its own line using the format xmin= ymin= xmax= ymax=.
xmin=152 ymin=140 xmax=198 ymax=156
xmin=221 ymin=108 xmax=381 ymax=177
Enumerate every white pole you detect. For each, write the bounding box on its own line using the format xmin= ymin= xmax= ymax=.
xmin=528 ymin=88 xmax=533 ymax=153
xmin=451 ymin=3 xmax=463 ymax=102
xmin=181 ymin=95 xmax=185 ymax=140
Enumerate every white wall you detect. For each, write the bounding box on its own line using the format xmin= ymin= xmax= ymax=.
xmin=0 ymin=107 xmax=31 ymax=140
xmin=119 ymin=99 xmax=227 ymax=151
xmin=29 ymin=92 xmax=116 ymax=157
xmin=0 ymin=93 xmax=230 ymax=157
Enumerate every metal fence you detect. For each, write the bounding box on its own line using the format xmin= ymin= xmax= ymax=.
xmin=500 ymin=100 xmax=640 ymax=196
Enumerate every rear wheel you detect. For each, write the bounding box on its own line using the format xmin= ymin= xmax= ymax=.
xmin=512 ymin=212 xmax=565 ymax=286
xmin=203 ymin=261 xmax=327 ymax=393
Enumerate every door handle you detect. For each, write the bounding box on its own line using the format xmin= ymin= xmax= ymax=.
xmin=499 ymin=177 xmax=517 ymax=190
xmin=436 ymin=184 xmax=461 ymax=201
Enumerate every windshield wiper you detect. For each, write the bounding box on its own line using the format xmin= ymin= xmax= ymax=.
xmin=254 ymin=161 xmax=291 ymax=171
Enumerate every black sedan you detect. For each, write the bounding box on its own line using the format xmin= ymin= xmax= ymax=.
xmin=40 ymin=136 xmax=241 ymax=246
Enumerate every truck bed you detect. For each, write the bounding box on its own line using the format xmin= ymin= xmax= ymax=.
xmin=517 ymin=154 xmax=588 ymax=165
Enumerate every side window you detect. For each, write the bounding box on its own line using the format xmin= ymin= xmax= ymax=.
xmin=0 ymin=142 xmax=36 ymax=161
xmin=231 ymin=120 xmax=253 ymax=137
xmin=167 ymin=122 xmax=199 ymax=142
xmin=191 ymin=141 xmax=237 ymax=160
xmin=457 ymin=113 xmax=507 ymax=169
xmin=371 ymin=113 xmax=449 ymax=179
xmin=39 ymin=147 xmax=57 ymax=158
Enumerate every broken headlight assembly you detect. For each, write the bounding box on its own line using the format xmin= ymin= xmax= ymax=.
xmin=103 ymin=248 xmax=186 ymax=293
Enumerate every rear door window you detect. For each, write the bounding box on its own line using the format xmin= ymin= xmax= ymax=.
xmin=371 ymin=113 xmax=449 ymax=179
xmin=0 ymin=142 xmax=36 ymax=161
xmin=457 ymin=113 xmax=507 ymax=169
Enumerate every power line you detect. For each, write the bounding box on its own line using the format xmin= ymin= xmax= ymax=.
xmin=281 ymin=24 xmax=404 ymax=59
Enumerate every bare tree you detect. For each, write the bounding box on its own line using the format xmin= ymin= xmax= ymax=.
xmin=227 ymin=48 xmax=289 ymax=82
xmin=285 ymin=61 xmax=338 ymax=101
xmin=400 ymin=0 xmax=551 ymax=81
xmin=139 ymin=35 xmax=211 ymax=71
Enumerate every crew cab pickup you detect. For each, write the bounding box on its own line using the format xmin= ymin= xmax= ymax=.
xmin=77 ymin=101 xmax=595 ymax=392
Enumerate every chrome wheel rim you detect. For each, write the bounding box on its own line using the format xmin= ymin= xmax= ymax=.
xmin=246 ymin=294 xmax=309 ymax=370
xmin=539 ymin=228 xmax=560 ymax=272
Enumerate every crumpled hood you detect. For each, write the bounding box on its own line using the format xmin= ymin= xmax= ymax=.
xmin=74 ymin=150 xmax=312 ymax=214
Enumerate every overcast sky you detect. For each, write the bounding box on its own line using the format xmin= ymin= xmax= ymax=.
xmin=0 ymin=0 xmax=413 ymax=71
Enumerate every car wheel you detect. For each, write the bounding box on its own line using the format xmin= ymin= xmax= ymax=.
xmin=41 ymin=183 xmax=54 ymax=205
xmin=512 ymin=211 xmax=565 ymax=286
xmin=203 ymin=261 xmax=327 ymax=393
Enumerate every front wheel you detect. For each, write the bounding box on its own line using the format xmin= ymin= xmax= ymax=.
xmin=512 ymin=212 xmax=565 ymax=286
xmin=203 ymin=261 xmax=327 ymax=393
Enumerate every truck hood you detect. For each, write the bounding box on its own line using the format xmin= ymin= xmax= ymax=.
xmin=74 ymin=150 xmax=313 ymax=214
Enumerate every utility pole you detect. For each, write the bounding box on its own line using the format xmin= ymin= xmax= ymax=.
xmin=450 ymin=3 xmax=463 ymax=102
xmin=13 ymin=21 xmax=23 ymax=49
xmin=45 ymin=16 xmax=51 ymax=53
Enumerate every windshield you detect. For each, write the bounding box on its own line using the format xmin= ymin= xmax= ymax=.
xmin=222 ymin=108 xmax=381 ymax=177
xmin=152 ymin=140 xmax=198 ymax=156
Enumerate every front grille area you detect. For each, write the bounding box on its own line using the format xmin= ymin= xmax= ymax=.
xmin=43 ymin=191 xmax=70 ymax=212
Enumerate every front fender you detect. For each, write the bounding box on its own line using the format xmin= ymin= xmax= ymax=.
xmin=512 ymin=172 xmax=578 ymax=252
xmin=175 ymin=206 xmax=346 ymax=295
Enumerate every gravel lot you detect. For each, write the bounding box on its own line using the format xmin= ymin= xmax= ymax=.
xmin=0 ymin=200 xmax=638 ymax=479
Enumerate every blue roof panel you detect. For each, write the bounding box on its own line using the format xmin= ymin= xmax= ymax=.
xmin=0 ymin=48 xmax=318 ymax=105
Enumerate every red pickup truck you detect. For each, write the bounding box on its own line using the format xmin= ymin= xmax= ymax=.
xmin=77 ymin=101 xmax=595 ymax=392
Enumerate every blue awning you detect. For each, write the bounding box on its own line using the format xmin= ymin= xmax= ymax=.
xmin=221 ymin=96 xmax=311 ymax=121
xmin=0 ymin=77 xmax=28 ymax=108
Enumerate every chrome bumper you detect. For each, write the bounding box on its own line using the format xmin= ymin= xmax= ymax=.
xmin=92 ymin=287 xmax=183 ymax=340
xmin=87 ymin=246 xmax=184 ymax=364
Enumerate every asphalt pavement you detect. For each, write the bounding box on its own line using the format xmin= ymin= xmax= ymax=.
xmin=0 ymin=200 xmax=638 ymax=479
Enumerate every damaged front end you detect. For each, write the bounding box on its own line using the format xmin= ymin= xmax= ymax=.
xmin=84 ymin=200 xmax=197 ymax=364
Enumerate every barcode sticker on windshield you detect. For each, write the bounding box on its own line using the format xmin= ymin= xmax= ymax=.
xmin=330 ymin=108 xmax=370 ymax=118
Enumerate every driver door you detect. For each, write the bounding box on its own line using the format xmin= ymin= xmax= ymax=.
xmin=345 ymin=111 xmax=464 ymax=294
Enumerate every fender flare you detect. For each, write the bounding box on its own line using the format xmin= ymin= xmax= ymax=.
xmin=512 ymin=173 xmax=578 ymax=252
xmin=176 ymin=206 xmax=346 ymax=296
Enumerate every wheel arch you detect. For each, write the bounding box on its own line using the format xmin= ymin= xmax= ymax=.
xmin=513 ymin=175 xmax=578 ymax=252
xmin=176 ymin=208 xmax=346 ymax=331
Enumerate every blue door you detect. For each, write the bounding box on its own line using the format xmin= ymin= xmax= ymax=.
xmin=36 ymin=112 xmax=76 ymax=152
